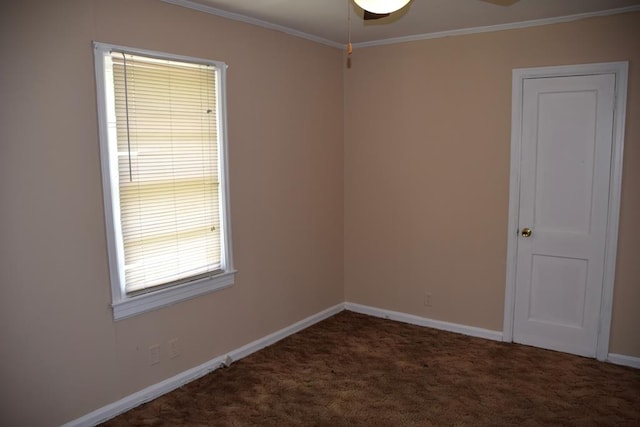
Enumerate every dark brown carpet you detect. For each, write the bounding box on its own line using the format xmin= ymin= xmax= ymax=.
xmin=102 ymin=311 xmax=640 ymax=426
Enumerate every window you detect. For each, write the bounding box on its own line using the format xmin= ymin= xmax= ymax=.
xmin=94 ymin=42 xmax=235 ymax=320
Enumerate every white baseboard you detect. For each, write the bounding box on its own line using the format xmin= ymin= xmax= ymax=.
xmin=63 ymin=303 xmax=345 ymax=427
xmin=61 ymin=301 xmax=639 ymax=426
xmin=344 ymin=302 xmax=504 ymax=342
xmin=344 ymin=303 xmax=640 ymax=370
xmin=607 ymin=353 xmax=640 ymax=369
xmin=62 ymin=354 xmax=227 ymax=427
xmin=227 ymin=303 xmax=344 ymax=361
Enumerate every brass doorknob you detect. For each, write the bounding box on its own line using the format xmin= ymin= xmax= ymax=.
xmin=521 ymin=227 xmax=532 ymax=238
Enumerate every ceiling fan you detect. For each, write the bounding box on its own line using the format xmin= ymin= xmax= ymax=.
xmin=355 ymin=0 xmax=521 ymax=21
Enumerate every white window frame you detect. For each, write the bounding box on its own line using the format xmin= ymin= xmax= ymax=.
xmin=93 ymin=42 xmax=235 ymax=320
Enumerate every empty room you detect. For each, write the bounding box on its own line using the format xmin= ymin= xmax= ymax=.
xmin=1 ymin=0 xmax=639 ymax=425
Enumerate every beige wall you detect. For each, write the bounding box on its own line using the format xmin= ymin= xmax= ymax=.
xmin=1 ymin=1 xmax=638 ymax=424
xmin=0 ymin=1 xmax=344 ymax=425
xmin=344 ymin=13 xmax=640 ymax=356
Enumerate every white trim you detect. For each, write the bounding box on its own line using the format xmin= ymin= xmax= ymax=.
xmin=503 ymin=62 xmax=628 ymax=362
xmin=607 ymin=353 xmax=640 ymax=370
xmin=501 ymin=64 xmax=524 ymax=344
xmin=62 ymin=303 xmax=345 ymax=427
xmin=158 ymin=2 xmax=640 ymax=51
xmin=217 ymin=52 xmax=235 ymax=277
xmin=61 ymin=301 xmax=639 ymax=426
xmin=112 ymin=271 xmax=236 ymax=320
xmin=160 ymin=1 xmax=639 ymax=50
xmin=159 ymin=0 xmax=344 ymax=49
xmin=345 ymin=302 xmax=503 ymax=342
xmin=228 ymin=303 xmax=344 ymax=361
xmin=352 ymin=6 xmax=640 ymax=48
xmin=62 ymin=354 xmax=227 ymax=427
xmin=598 ymin=63 xmax=628 ymax=362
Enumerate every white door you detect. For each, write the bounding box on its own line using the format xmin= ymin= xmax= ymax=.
xmin=512 ymin=73 xmax=616 ymax=357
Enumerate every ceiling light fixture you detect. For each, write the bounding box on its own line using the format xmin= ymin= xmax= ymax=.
xmin=353 ymin=0 xmax=411 ymax=14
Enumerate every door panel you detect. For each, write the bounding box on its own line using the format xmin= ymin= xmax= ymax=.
xmin=529 ymin=254 xmax=587 ymax=328
xmin=534 ymin=91 xmax=597 ymax=234
xmin=513 ymin=74 xmax=615 ymax=357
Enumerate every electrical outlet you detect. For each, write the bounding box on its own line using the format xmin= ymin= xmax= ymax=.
xmin=149 ymin=344 xmax=161 ymax=365
xmin=424 ymin=292 xmax=433 ymax=307
xmin=168 ymin=338 xmax=179 ymax=359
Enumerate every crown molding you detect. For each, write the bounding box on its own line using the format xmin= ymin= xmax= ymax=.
xmin=161 ymin=1 xmax=640 ymax=51
xmin=160 ymin=0 xmax=345 ymax=49
xmin=353 ymin=5 xmax=640 ymax=48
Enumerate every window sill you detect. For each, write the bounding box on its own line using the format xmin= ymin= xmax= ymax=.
xmin=112 ymin=270 xmax=236 ymax=320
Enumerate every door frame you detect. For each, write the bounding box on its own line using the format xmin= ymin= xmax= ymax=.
xmin=503 ymin=62 xmax=628 ymax=361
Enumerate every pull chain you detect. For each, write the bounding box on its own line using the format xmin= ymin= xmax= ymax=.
xmin=347 ymin=0 xmax=353 ymax=55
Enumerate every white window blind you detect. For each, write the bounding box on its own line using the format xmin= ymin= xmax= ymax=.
xmin=108 ymin=51 xmax=222 ymax=295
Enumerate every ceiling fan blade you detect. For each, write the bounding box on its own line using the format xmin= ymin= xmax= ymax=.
xmin=364 ymin=10 xmax=391 ymax=20
xmin=479 ymin=0 xmax=520 ymax=6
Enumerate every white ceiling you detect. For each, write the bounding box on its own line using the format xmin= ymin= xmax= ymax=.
xmin=163 ymin=0 xmax=640 ymax=47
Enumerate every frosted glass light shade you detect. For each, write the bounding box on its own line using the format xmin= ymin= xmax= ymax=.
xmin=353 ymin=0 xmax=411 ymax=14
